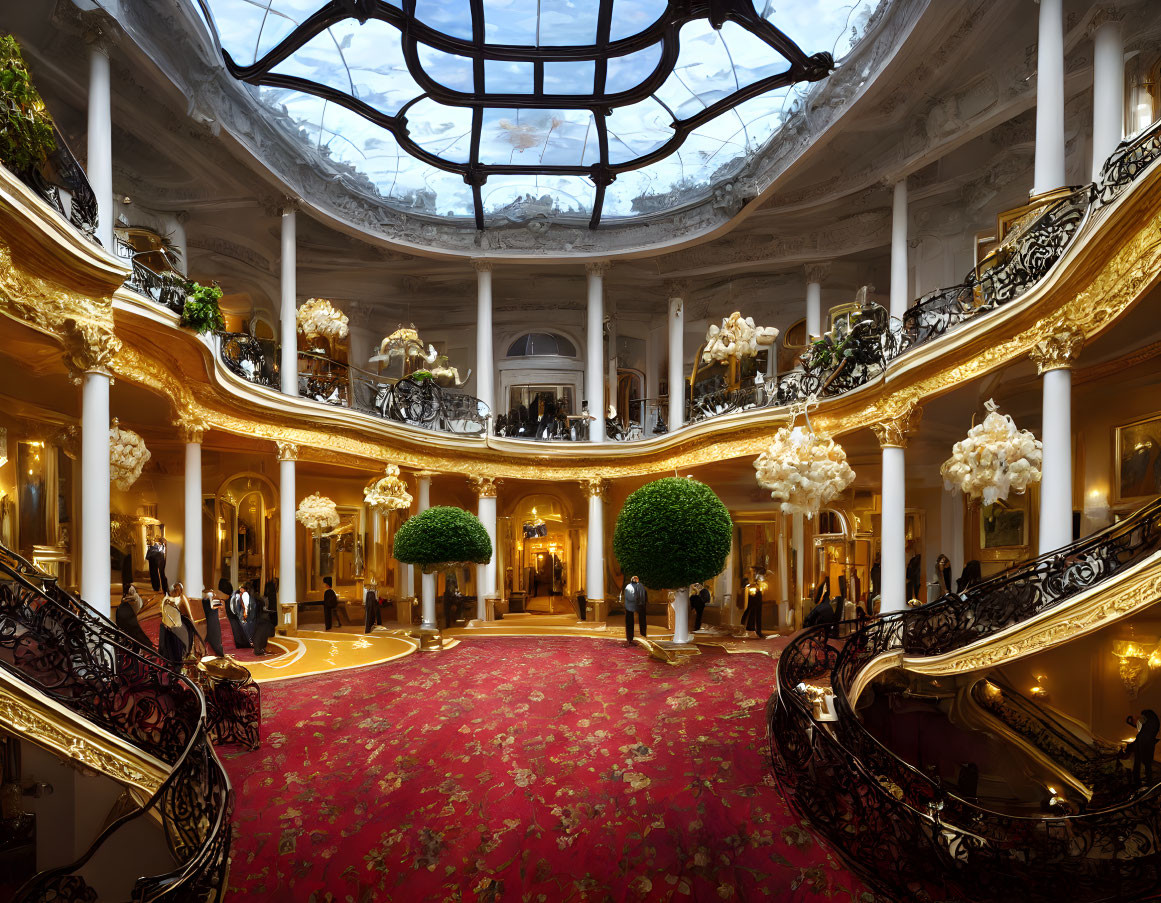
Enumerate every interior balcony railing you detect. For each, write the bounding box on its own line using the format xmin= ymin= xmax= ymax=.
xmin=769 ymin=495 xmax=1161 ymax=903
xmin=205 ymin=121 xmax=1161 ymax=443
xmin=115 ymin=232 xmax=189 ymax=315
xmin=0 ymin=542 xmax=240 ymax=901
xmin=12 ymin=122 xmax=100 ymax=246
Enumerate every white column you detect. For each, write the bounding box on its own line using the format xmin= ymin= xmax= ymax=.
xmin=718 ymin=533 xmax=737 ymax=627
xmin=473 ymin=261 xmax=494 ymax=422
xmin=416 ymin=474 xmax=436 ymax=628
xmin=793 ymin=514 xmax=805 ymax=607
xmin=1034 ymin=0 xmax=1066 ymax=195
xmin=777 ymin=513 xmax=790 ymax=630
xmin=280 ymin=207 xmax=298 ymax=395
xmin=277 ymin=443 xmax=297 ymax=609
xmin=1091 ymin=13 xmax=1124 ymax=181
xmin=672 ymin=586 xmax=691 ymax=645
xmin=585 ymin=262 xmax=608 ymax=443
xmin=182 ymin=430 xmax=203 ymax=596
xmin=804 ymin=263 xmax=829 ymax=340
xmin=890 ymin=180 xmax=909 ymax=320
xmin=584 ymin=480 xmax=605 ymax=606
xmin=1033 ymin=330 xmax=1081 ymax=553
xmin=607 ymin=308 xmax=618 ymax=423
xmin=472 ymin=477 xmax=498 ymax=620
xmin=667 ymin=293 xmax=684 ymax=429
xmin=80 ymin=371 xmax=111 ymax=616
xmin=169 ymin=212 xmax=189 ymax=277
xmin=873 ymin=407 xmax=921 ymax=614
xmin=87 ymin=43 xmax=113 ymax=250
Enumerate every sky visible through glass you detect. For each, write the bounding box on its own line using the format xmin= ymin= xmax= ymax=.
xmin=194 ymin=0 xmax=883 ymax=225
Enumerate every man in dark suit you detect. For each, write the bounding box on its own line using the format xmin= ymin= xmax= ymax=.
xmin=323 ymin=576 xmax=343 ymax=630
xmin=623 ymin=575 xmax=647 ymax=644
xmin=742 ymin=568 xmax=765 ymax=639
xmin=1132 ymin=709 xmax=1160 ymax=785
xmin=691 ymin=582 xmax=711 ymax=631
xmin=364 ymin=580 xmax=382 ymax=633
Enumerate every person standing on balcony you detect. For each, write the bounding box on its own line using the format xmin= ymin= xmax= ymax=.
xmin=624 ymin=575 xmax=647 ymax=645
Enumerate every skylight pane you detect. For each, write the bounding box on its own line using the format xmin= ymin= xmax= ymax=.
xmin=482 ymin=174 xmax=594 ymax=218
xmin=485 ymin=59 xmax=535 ymax=93
xmin=605 ymin=43 xmax=663 ymax=95
xmin=416 ymin=43 xmax=476 ymax=93
xmin=543 ymin=61 xmax=596 ymax=95
xmin=603 ymin=161 xmax=690 ymax=216
xmin=609 ymin=0 xmax=667 ymax=41
xmin=752 ymin=0 xmax=881 ymax=60
xmin=483 ymin=0 xmax=538 ymax=45
xmin=414 ymin=0 xmax=474 ymax=40
xmin=202 ymin=0 xmax=270 ymax=65
xmin=407 ymin=99 xmax=474 ymax=164
xmin=716 ymin=21 xmax=792 ymax=88
xmin=267 ymin=27 xmax=352 ymax=95
xmin=480 ymin=109 xmax=599 ymax=166
xmin=605 ymin=98 xmax=673 ymax=164
xmin=538 ymin=0 xmax=599 ymax=45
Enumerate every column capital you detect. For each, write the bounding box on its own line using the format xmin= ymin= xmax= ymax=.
xmin=1087 ymin=6 xmax=1124 ymax=36
xmin=803 ymin=262 xmax=831 ymax=285
xmin=64 ymin=321 xmax=121 ymax=381
xmin=175 ymin=408 xmax=210 ymax=444
xmin=579 ymin=477 xmax=608 ymax=500
xmin=471 ymin=259 xmax=494 ymax=273
xmin=1029 ymin=324 xmax=1083 ymax=374
xmin=585 ymin=260 xmax=612 ymax=278
xmin=468 ymin=475 xmax=499 ymax=498
xmin=663 ymin=277 xmax=691 ymax=300
xmin=870 ymin=401 xmax=923 ymax=449
xmin=263 ymin=196 xmax=302 ymax=218
xmin=275 ymin=440 xmax=299 ymax=462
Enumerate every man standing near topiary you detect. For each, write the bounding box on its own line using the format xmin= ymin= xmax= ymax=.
xmin=613 ymin=477 xmax=733 ymax=646
xmin=393 ymin=506 xmax=492 ymax=634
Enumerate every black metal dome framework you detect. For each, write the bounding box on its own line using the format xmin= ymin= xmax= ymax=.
xmin=197 ymin=0 xmax=834 ymax=229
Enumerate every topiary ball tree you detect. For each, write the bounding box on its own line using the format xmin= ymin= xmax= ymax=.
xmin=613 ymin=477 xmax=732 ymax=644
xmin=394 ymin=506 xmax=492 ymax=630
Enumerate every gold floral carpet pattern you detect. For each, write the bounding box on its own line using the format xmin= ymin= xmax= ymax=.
xmin=221 ymin=638 xmax=877 ymax=901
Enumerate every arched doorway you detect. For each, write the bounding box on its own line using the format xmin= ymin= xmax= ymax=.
xmin=505 ymin=492 xmax=578 ymax=616
xmin=214 ymin=472 xmax=278 ymax=594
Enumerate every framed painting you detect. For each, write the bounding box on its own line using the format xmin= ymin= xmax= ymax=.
xmin=980 ymin=502 xmax=1028 ymax=551
xmin=1115 ymin=412 xmax=1161 ymax=504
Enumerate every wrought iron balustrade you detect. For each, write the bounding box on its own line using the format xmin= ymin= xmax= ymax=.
xmin=769 ymin=495 xmax=1161 ymax=902
xmin=116 ymin=237 xmax=189 ymax=314
xmin=219 ymin=332 xmax=280 ymax=388
xmin=13 ymin=123 xmax=99 ymax=244
xmin=0 ymin=543 xmax=237 ymax=901
xmin=354 ymin=369 xmax=489 ymax=436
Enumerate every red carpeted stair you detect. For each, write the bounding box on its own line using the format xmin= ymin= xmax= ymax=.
xmin=220 ymin=638 xmax=876 ymax=901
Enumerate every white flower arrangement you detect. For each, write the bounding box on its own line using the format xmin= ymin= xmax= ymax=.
xmin=940 ymin=399 xmax=1042 ymax=505
xmin=109 ymin=419 xmax=150 ymax=491
xmin=296 ymin=298 xmax=349 ymax=341
xmin=753 ymin=425 xmax=855 ymax=518
xmin=703 ymin=311 xmax=779 ymax=364
xmin=364 ymin=464 xmax=413 ymax=514
xmin=296 ymin=492 xmax=341 ymax=533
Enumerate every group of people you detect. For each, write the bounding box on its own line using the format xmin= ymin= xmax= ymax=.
xmin=620 ymin=577 xmax=715 ymax=645
xmin=114 ymin=574 xmax=279 ymax=667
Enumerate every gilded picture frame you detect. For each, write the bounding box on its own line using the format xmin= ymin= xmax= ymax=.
xmin=1114 ymin=411 xmax=1161 ymax=504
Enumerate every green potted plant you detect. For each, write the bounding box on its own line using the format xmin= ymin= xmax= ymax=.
xmin=612 ymin=477 xmax=732 ymax=645
xmin=0 ymin=35 xmax=56 ymax=175
xmin=393 ymin=506 xmax=492 ymax=629
xmin=180 ymin=281 xmax=225 ymax=334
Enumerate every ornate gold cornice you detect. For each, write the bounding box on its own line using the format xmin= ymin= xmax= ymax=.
xmin=1029 ymin=324 xmax=1084 ymax=374
xmin=275 ymin=440 xmax=299 ymax=462
xmin=869 ymin=399 xmax=922 ymax=449
xmin=468 ymin=475 xmax=499 ymax=498
xmin=0 ymin=679 xmax=166 ymax=796
xmin=175 ymin=408 xmax=211 ymax=444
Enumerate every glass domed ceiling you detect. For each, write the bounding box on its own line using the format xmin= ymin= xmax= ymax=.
xmin=194 ymin=0 xmax=881 ymax=229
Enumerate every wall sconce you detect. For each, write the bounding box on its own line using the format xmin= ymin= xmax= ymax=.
xmin=1112 ymin=632 xmax=1161 ymax=698
xmin=1029 ymin=674 xmax=1050 ymax=702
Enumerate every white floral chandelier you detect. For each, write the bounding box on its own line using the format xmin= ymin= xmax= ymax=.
xmin=364 ymin=464 xmax=413 ymax=514
xmin=296 ymin=297 xmax=349 ymax=341
xmin=940 ymin=399 xmax=1042 ymax=505
xmin=753 ymin=400 xmax=855 ymax=518
xmin=296 ymin=492 xmax=341 ymax=533
xmin=703 ymin=311 xmax=779 ymax=364
xmin=109 ymin=419 xmax=150 ymax=491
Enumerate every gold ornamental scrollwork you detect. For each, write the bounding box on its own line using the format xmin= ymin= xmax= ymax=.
xmin=275 ymin=441 xmax=299 ymax=462
xmin=869 ymin=400 xmax=923 ymax=449
xmin=175 ymin=408 xmax=212 ymax=445
xmin=1029 ymin=324 xmax=1084 ymax=374
xmin=579 ymin=477 xmax=608 ymax=500
xmin=468 ymin=475 xmax=499 ymax=498
xmin=63 ymin=320 xmax=122 ymax=380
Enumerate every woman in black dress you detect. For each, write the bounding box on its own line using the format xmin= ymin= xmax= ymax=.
xmin=253 ymin=579 xmax=277 ymax=656
xmin=158 ymin=583 xmax=194 ymax=666
xmin=200 ymin=587 xmax=225 ymax=658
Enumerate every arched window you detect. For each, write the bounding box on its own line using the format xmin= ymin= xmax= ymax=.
xmin=506 ymin=333 xmax=577 ymax=358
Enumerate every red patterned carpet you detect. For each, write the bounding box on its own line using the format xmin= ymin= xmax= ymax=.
xmin=220 ymin=638 xmax=877 ymax=902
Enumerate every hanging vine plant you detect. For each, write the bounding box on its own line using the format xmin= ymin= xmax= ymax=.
xmin=0 ymin=35 xmax=56 ymax=175
xmin=180 ymin=281 xmax=226 ymax=334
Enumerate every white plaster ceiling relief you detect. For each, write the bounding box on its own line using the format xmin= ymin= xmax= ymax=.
xmin=95 ymin=0 xmax=927 ymax=257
